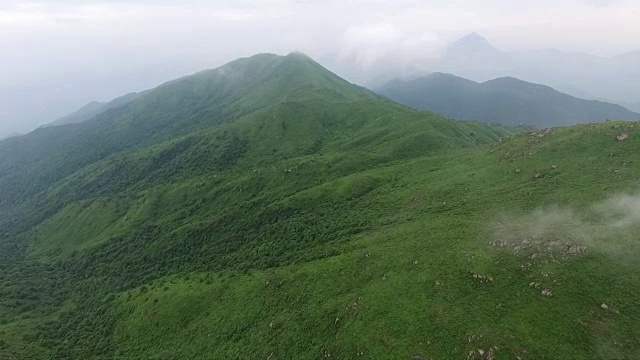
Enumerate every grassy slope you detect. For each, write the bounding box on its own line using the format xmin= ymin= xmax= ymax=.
xmin=112 ymin=121 xmax=640 ymax=359
xmin=22 ymin=74 xmax=506 ymax=261
xmin=0 ymin=53 xmax=360 ymax=207
xmin=44 ymin=101 xmax=107 ymax=127
xmin=0 ymin=53 xmax=639 ymax=359
xmin=0 ymin=53 xmax=510 ymax=359
xmin=44 ymin=92 xmax=143 ymax=128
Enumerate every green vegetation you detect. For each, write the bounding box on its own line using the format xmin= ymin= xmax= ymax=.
xmin=42 ymin=92 xmax=142 ymax=128
xmin=378 ymin=72 xmax=640 ymax=127
xmin=0 ymin=52 xmax=639 ymax=359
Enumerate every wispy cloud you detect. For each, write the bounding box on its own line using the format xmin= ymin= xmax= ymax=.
xmin=492 ymin=193 xmax=640 ymax=263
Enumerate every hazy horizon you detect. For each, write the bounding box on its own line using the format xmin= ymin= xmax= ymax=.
xmin=1 ymin=0 xmax=639 ymax=137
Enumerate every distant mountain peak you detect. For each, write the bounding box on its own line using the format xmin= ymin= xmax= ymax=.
xmin=461 ymin=32 xmax=485 ymax=41
xmin=419 ymin=72 xmax=479 ymax=86
xmin=485 ymin=75 xmax=523 ymax=83
xmin=427 ymin=72 xmax=465 ymax=79
xmin=482 ymin=76 xmax=553 ymax=92
xmin=456 ymin=32 xmax=491 ymax=44
xmin=287 ymin=51 xmax=311 ymax=59
xmin=418 ymin=72 xmax=474 ymax=83
xmin=446 ymin=32 xmax=500 ymax=56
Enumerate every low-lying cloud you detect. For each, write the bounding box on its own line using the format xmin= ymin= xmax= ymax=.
xmin=493 ymin=193 xmax=640 ymax=261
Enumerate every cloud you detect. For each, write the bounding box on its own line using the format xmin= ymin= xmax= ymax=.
xmin=584 ymin=0 xmax=621 ymax=7
xmin=0 ymin=1 xmax=291 ymax=29
xmin=492 ymin=193 xmax=640 ymax=262
xmin=339 ymin=22 xmax=443 ymax=71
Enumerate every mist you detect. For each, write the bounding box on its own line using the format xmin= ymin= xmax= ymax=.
xmin=492 ymin=193 xmax=640 ymax=263
xmin=1 ymin=0 xmax=640 ymax=137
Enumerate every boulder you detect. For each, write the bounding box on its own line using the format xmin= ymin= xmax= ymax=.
xmin=617 ymin=133 xmax=630 ymax=141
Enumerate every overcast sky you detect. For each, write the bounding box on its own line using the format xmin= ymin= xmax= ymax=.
xmin=1 ymin=0 xmax=639 ymax=137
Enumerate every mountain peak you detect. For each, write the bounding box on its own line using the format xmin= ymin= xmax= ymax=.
xmin=216 ymin=52 xmax=317 ymax=77
xmin=408 ymin=72 xmax=478 ymax=87
xmin=286 ymin=51 xmax=311 ymax=59
xmin=427 ymin=72 xmax=466 ymax=80
xmin=457 ymin=32 xmax=491 ymax=44
xmin=462 ymin=32 xmax=484 ymax=40
xmin=447 ymin=32 xmax=500 ymax=56
xmin=483 ymin=76 xmax=554 ymax=92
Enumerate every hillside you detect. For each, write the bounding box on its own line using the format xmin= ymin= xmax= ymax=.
xmin=0 ymin=132 xmax=22 ymax=142
xmin=378 ymin=73 xmax=640 ymax=127
xmin=43 ymin=92 xmax=143 ymax=128
xmin=44 ymin=101 xmax=106 ymax=127
xmin=1 ymin=53 xmax=640 ymax=360
xmin=0 ymin=53 xmax=375 ymax=206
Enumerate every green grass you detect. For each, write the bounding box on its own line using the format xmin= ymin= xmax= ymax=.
xmin=109 ymin=121 xmax=640 ymax=359
xmin=0 ymin=52 xmax=639 ymax=359
xmin=29 ymin=197 xmax=137 ymax=259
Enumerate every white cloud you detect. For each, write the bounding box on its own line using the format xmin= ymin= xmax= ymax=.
xmin=340 ymin=22 xmax=443 ymax=72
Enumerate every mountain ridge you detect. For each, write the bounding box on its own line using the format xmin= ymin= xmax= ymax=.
xmin=2 ymin=51 xmax=640 ymax=360
xmin=433 ymin=33 xmax=640 ymax=104
xmin=378 ymin=72 xmax=640 ymax=127
xmin=0 ymin=53 xmax=369 ymax=204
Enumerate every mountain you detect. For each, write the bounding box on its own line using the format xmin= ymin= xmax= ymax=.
xmin=614 ymin=49 xmax=640 ymax=63
xmin=433 ymin=33 xmax=640 ymax=105
xmin=0 ymin=132 xmax=23 ymax=142
xmin=0 ymin=53 xmax=368 ymax=206
xmin=2 ymin=53 xmax=640 ymax=359
xmin=551 ymin=85 xmax=640 ymax=114
xmin=0 ymin=52 xmax=509 ymax=358
xmin=445 ymin=32 xmax=503 ymax=58
xmin=378 ymin=73 xmax=640 ymax=127
xmin=321 ymin=32 xmax=640 ymax=106
xmin=44 ymin=101 xmax=107 ymax=127
xmin=43 ymin=92 xmax=143 ymax=128
xmin=622 ymin=101 xmax=640 ymax=113
xmin=435 ymin=33 xmax=510 ymax=81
